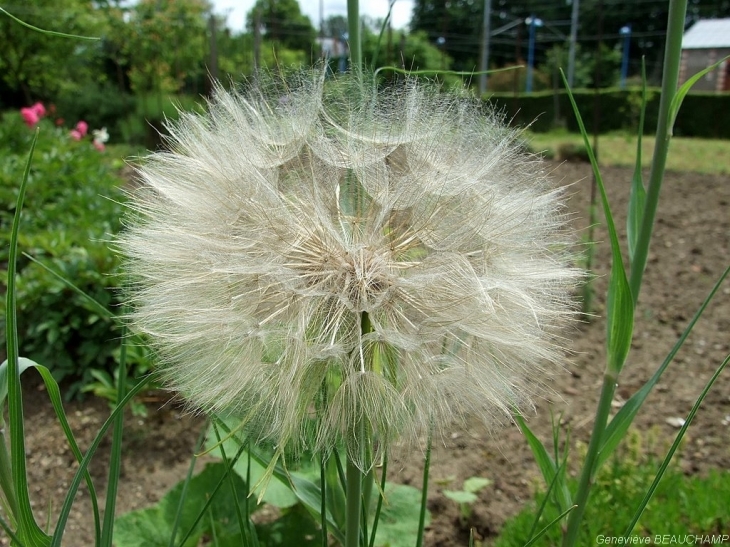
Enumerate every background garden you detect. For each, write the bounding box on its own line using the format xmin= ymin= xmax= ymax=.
xmin=1 ymin=0 xmax=730 ymax=546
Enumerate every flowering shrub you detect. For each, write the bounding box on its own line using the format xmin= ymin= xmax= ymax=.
xmin=0 ymin=113 xmax=125 ymax=397
xmin=19 ymin=102 xmax=46 ymax=127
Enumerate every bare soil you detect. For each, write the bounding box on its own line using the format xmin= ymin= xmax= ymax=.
xmin=3 ymin=162 xmax=730 ymax=546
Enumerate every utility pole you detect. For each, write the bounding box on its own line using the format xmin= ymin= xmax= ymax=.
xmin=567 ymin=0 xmax=580 ymax=87
xmin=253 ymin=9 xmax=261 ymax=72
xmin=526 ymin=15 xmax=543 ymax=93
xmin=478 ymin=0 xmax=492 ymax=95
xmin=208 ymin=13 xmax=219 ymax=84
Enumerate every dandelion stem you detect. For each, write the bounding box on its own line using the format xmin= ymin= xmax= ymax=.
xmin=345 ymin=449 xmax=363 ymax=547
xmin=562 ymin=371 xmax=617 ymax=546
xmin=347 ymin=0 xmax=362 ymax=76
xmin=415 ymin=426 xmax=433 ymax=547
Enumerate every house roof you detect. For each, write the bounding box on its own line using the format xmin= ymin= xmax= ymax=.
xmin=683 ymin=18 xmax=730 ymax=49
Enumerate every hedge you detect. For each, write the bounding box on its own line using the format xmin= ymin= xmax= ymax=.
xmin=485 ymin=88 xmax=730 ymax=139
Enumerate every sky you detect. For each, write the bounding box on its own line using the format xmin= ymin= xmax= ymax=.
xmin=210 ymin=0 xmax=414 ymax=32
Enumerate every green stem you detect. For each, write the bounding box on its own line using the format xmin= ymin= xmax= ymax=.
xmin=347 ymin=0 xmax=362 ymax=76
xmin=628 ymin=0 xmax=687 ymax=303
xmin=415 ymin=426 xmax=433 ymax=547
xmin=345 ymin=455 xmax=363 ymax=547
xmin=562 ymin=372 xmax=617 ymax=546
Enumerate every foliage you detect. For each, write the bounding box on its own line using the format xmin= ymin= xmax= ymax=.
xmin=246 ymin=0 xmax=316 ymax=54
xmin=486 ymin=88 xmax=730 ymax=138
xmin=119 ymin=0 xmax=210 ymax=95
xmin=0 ymin=0 xmax=104 ymax=102
xmin=0 ymin=114 xmax=128 ymax=398
xmin=115 ymin=426 xmax=430 ymax=547
xmin=495 ymin=455 xmax=730 ymax=545
xmin=443 ymin=477 xmax=492 ymax=526
xmin=54 ymin=82 xmax=135 ymax=141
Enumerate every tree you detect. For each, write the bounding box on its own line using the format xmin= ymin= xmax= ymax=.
xmin=246 ymin=0 xmax=316 ymax=54
xmin=122 ymin=0 xmax=210 ymax=95
xmin=0 ymin=0 xmax=104 ymax=103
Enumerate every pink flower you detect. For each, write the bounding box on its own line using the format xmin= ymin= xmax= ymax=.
xmin=31 ymin=102 xmax=46 ymax=117
xmin=20 ymin=107 xmax=40 ymax=127
xmin=70 ymin=129 xmax=83 ymax=141
xmin=75 ymin=120 xmax=88 ymax=137
xmin=93 ymin=140 xmax=106 ymax=152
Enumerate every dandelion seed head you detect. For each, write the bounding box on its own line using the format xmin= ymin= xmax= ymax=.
xmin=119 ymin=70 xmax=582 ymax=469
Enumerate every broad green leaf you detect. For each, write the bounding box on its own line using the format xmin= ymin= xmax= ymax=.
xmin=463 ymin=477 xmax=491 ymax=494
xmin=204 ymin=420 xmax=309 ymax=508
xmin=443 ymin=490 xmax=477 ymax=504
xmin=245 ymin=443 xmax=346 ymax=545
xmin=256 ymin=504 xmax=322 ymax=547
xmin=597 ymin=264 xmax=730 ymax=469
xmin=515 ymin=414 xmax=571 ymax=512
xmin=115 ymin=463 xmax=257 ymax=547
xmin=668 ymin=55 xmax=730 ymax=135
xmin=561 ymin=70 xmax=634 ymax=375
xmin=627 ymin=60 xmax=648 ymax=266
xmin=372 ymin=483 xmax=430 ymax=547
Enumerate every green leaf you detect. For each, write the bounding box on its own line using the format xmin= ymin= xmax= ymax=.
xmin=514 ymin=414 xmax=571 ymax=513
xmin=597 ymin=264 xmax=730 ymax=469
xmin=4 ymin=129 xmax=52 ymax=546
xmin=443 ymin=490 xmax=477 ymax=504
xmin=561 ymin=69 xmax=634 ymax=375
xmin=371 ymin=483 xmax=430 ymax=547
xmin=0 ymin=7 xmax=99 ymax=40
xmin=0 ymin=357 xmax=102 ymax=545
xmin=462 ymin=477 xmax=491 ymax=494
xmin=623 ymin=353 xmax=730 ymax=535
xmin=627 ymin=60 xmax=648 ymax=265
xmin=256 ymin=504 xmax=323 ymax=547
xmin=668 ymin=55 xmax=730 ymax=135
xmin=115 ymin=463 xmax=257 ymax=547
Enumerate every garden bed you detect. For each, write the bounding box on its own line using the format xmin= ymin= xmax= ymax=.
xmin=12 ymin=161 xmax=730 ymax=546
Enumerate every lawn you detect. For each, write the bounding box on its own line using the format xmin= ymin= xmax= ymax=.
xmin=526 ymin=131 xmax=730 ymax=175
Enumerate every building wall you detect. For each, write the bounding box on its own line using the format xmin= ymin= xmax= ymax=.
xmin=680 ymin=48 xmax=730 ymax=92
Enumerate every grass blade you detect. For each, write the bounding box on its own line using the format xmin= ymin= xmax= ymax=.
xmin=22 ymin=253 xmax=115 ymax=322
xmin=415 ymin=429 xmax=432 ymax=547
xmin=524 ymin=504 xmax=577 ymax=547
xmin=50 ymin=378 xmax=151 ymax=547
xmin=561 ymin=70 xmax=634 ymax=376
xmin=169 ymin=425 xmax=208 ymax=547
xmin=0 ymin=358 xmax=102 ymax=545
xmin=668 ymin=55 xmax=730 ymax=135
xmin=0 ymin=7 xmax=98 ymax=39
xmin=623 ymin=353 xmax=730 ymax=535
xmin=597 ymin=264 xmax=730 ymax=469
xmin=4 ymin=129 xmax=51 ymax=546
xmin=515 ymin=414 xmax=571 ymax=513
xmin=627 ymin=59 xmax=648 ymax=265
xmin=100 ymin=324 xmax=128 ymax=547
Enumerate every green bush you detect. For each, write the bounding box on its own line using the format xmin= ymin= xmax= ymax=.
xmin=486 ymin=88 xmax=730 ymax=139
xmin=0 ymin=114 xmax=127 ymax=398
xmin=55 ymin=82 xmax=136 ymax=142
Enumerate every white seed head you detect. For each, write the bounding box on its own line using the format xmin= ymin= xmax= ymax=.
xmin=119 ymin=71 xmax=582 ymax=468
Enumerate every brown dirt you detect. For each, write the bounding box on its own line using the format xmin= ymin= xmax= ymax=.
xmin=2 ymin=162 xmax=729 ymax=546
